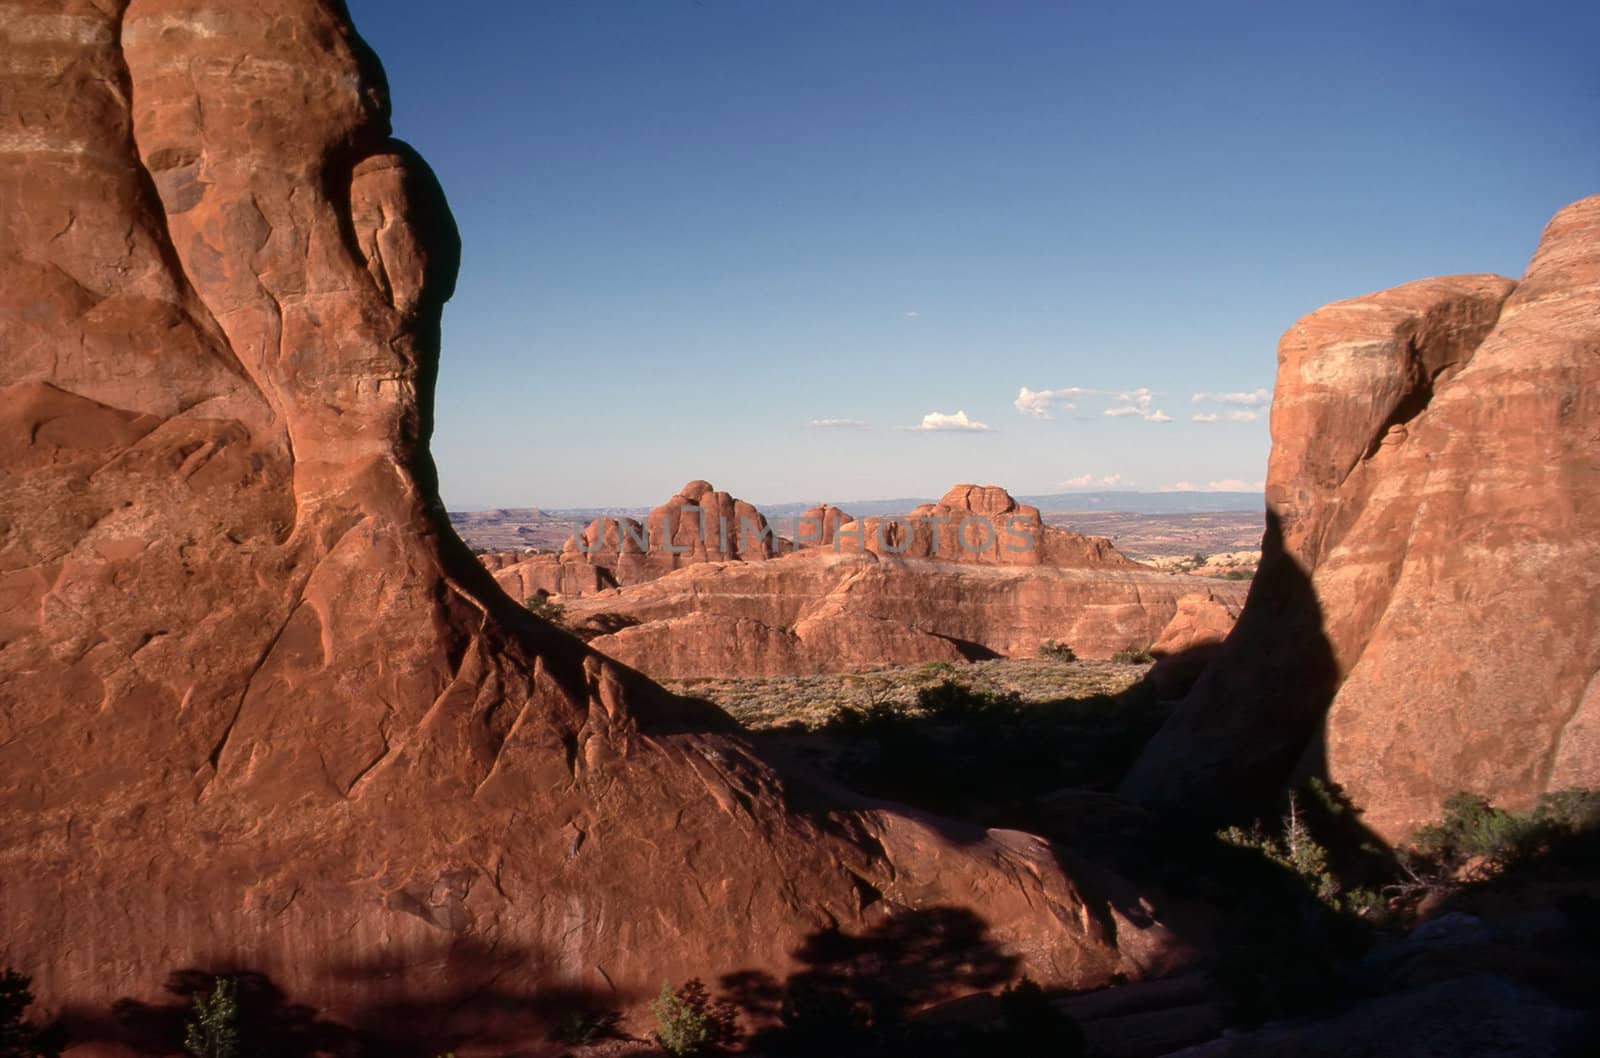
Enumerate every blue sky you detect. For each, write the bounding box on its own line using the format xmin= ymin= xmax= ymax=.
xmin=346 ymin=0 xmax=1598 ymax=510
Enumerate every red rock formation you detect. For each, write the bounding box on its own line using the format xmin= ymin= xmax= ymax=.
xmin=795 ymin=503 xmax=855 ymax=547
xmin=560 ymin=484 xmax=1226 ymax=680
xmin=1123 ymin=196 xmax=1600 ymax=841
xmin=568 ymin=552 xmax=1247 ymax=679
xmin=0 ymin=1 xmax=1188 ymax=1045
xmin=482 ymin=550 xmax=617 ymax=600
xmin=836 ymin=484 xmax=1136 ymax=568
xmin=1146 ymin=591 xmax=1246 ymax=699
xmin=549 ymin=481 xmax=781 ymax=590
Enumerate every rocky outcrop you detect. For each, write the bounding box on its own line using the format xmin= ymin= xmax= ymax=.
xmin=543 ymin=480 xmax=782 ymax=591
xmin=480 ymin=550 xmax=617 ymax=599
xmin=1146 ymin=592 xmax=1245 ymax=698
xmin=1123 ymin=196 xmax=1600 ymax=841
xmin=497 ymin=484 xmax=1227 ymax=681
xmin=837 ymin=484 xmax=1137 ymax=568
xmin=0 ymin=2 xmax=1187 ymax=1047
xmin=569 ymin=551 xmax=1247 ymax=679
xmin=796 ymin=503 xmax=854 ymax=547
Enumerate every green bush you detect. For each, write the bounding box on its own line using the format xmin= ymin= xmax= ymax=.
xmin=653 ymin=978 xmax=738 ymax=1056
xmin=1 ymin=969 xmax=64 ymax=1058
xmin=184 ymin=978 xmax=238 ymax=1058
xmin=1405 ymin=787 xmax=1600 ymax=877
xmin=524 ymin=592 xmax=566 ymax=626
xmin=1036 ymin=640 xmax=1077 ymax=662
xmin=915 ymin=680 xmax=1024 ymax=723
xmin=1410 ymin=792 xmax=1543 ymax=866
xmin=1110 ymin=645 xmax=1154 ymax=665
xmin=1219 ymin=791 xmax=1340 ymax=907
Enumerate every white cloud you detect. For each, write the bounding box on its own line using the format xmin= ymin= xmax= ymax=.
xmin=900 ymin=410 xmax=993 ymax=433
xmin=1105 ymin=388 xmax=1172 ymax=422
xmin=1192 ymin=412 xmax=1221 ymax=423
xmin=1162 ymin=479 xmax=1266 ymax=492
xmin=1226 ymin=409 xmax=1260 ymax=422
xmin=1192 ymin=409 xmax=1261 ymax=423
xmin=1014 ymin=385 xmax=1093 ymax=419
xmin=1061 ymin=472 xmax=1124 ymax=489
xmin=904 ymin=311 xmax=920 ymax=318
xmin=807 ymin=417 xmax=870 ymax=430
xmin=1192 ymin=387 xmax=1271 ymax=407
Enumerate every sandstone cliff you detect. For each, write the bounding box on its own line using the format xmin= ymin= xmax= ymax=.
xmin=1123 ymin=197 xmax=1600 ymax=841
xmin=0 ymin=2 xmax=1185 ymax=1047
xmin=564 ymin=487 xmax=1247 ymax=680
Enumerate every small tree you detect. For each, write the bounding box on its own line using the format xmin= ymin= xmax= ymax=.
xmin=184 ymin=978 xmax=239 ymax=1058
xmin=652 ymin=978 xmax=738 ymax=1056
xmin=0 ymin=969 xmax=64 ymax=1058
xmin=524 ymin=592 xmax=567 ymax=626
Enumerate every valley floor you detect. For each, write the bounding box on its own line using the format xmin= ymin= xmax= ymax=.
xmin=661 ymin=656 xmax=1150 ymax=730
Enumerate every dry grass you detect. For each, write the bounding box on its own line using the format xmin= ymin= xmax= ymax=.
xmin=662 ymin=657 xmax=1147 ymax=731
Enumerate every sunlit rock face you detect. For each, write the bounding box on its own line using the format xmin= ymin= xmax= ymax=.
xmin=1124 ymin=196 xmax=1600 ymax=841
xmin=491 ymin=481 xmax=1245 ymax=680
xmin=0 ymin=1 xmax=1187 ymax=1045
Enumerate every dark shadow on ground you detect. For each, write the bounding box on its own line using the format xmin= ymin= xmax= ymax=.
xmin=54 ymin=940 xmax=629 ymax=1058
xmin=717 ymin=905 xmax=1089 ymax=1058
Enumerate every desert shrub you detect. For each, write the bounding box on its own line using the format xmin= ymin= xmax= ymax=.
xmin=1397 ymin=788 xmax=1600 ymax=890
xmin=1036 ymin=640 xmax=1077 ymax=662
xmin=652 ymin=978 xmax=738 ymax=1056
xmin=1411 ymin=792 xmax=1545 ymax=868
xmin=1219 ymin=794 xmax=1339 ymax=907
xmin=914 ymin=680 xmax=1023 ymax=723
xmin=1110 ymin=645 xmax=1154 ymax=665
xmin=822 ymin=700 xmax=906 ymax=734
xmin=184 ymin=978 xmax=238 ymax=1058
xmin=1219 ymin=568 xmax=1254 ymax=580
xmin=1533 ymin=787 xmax=1600 ymax=831
xmin=524 ymin=592 xmax=566 ymax=626
xmin=549 ymin=1006 xmax=620 ymax=1046
xmin=1 ymin=969 xmax=64 ymax=1058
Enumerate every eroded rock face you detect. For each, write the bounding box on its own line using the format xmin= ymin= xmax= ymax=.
xmin=568 ymin=551 xmax=1247 ymax=679
xmin=560 ymin=484 xmax=1237 ymax=679
xmin=796 ymin=503 xmax=854 ymax=547
xmin=547 ymin=480 xmax=781 ymax=591
xmin=1123 ymin=197 xmax=1600 ymax=840
xmin=0 ymin=2 xmax=1186 ymax=1046
xmin=836 ymin=484 xmax=1138 ymax=568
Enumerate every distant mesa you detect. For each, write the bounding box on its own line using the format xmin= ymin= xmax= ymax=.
xmin=517 ymin=481 xmax=1247 ymax=680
